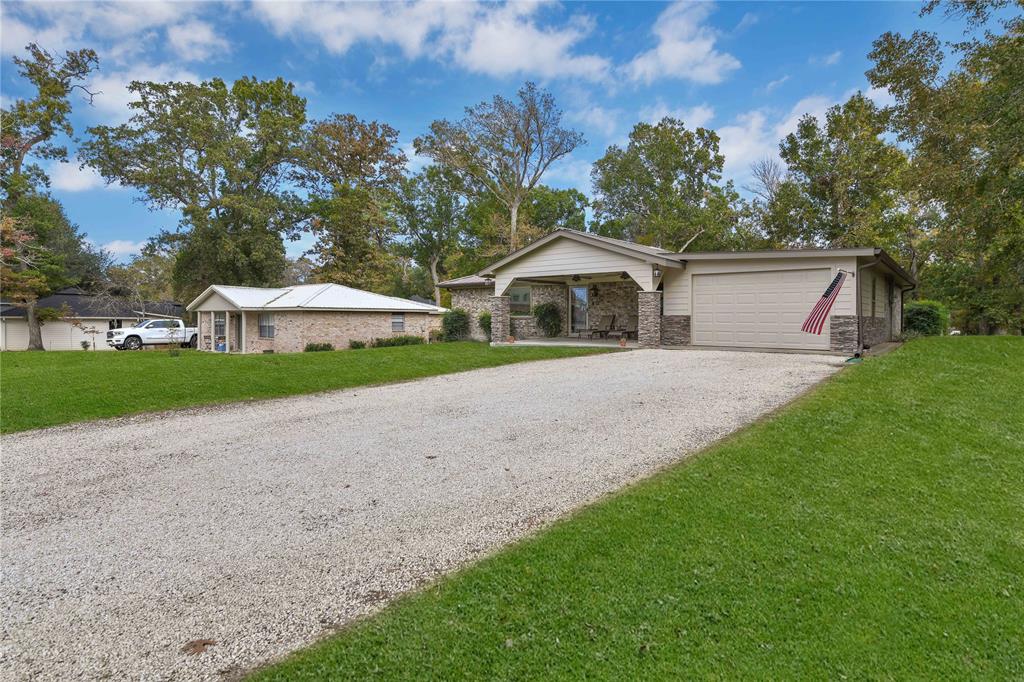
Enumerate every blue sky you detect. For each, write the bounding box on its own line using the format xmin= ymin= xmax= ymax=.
xmin=1 ymin=1 xmax=975 ymax=261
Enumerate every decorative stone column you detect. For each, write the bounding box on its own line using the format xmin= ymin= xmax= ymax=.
xmin=490 ymin=295 xmax=511 ymax=343
xmin=637 ymin=291 xmax=662 ymax=348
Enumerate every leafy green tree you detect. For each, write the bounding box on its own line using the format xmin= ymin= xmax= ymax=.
xmin=80 ymin=77 xmax=307 ymax=301
xmin=415 ymin=82 xmax=585 ymax=251
xmin=396 ymin=166 xmax=468 ymax=304
xmin=297 ymin=114 xmax=407 ymax=292
xmin=2 ymin=196 xmax=109 ymax=349
xmin=777 ymin=93 xmax=909 ymax=250
xmin=1 ymin=43 xmax=98 ymax=205
xmin=868 ymin=0 xmax=1023 ymax=333
xmin=523 ymin=186 xmax=588 ymax=233
xmin=591 ymin=117 xmax=745 ymax=251
xmin=1 ymin=43 xmax=101 ymax=348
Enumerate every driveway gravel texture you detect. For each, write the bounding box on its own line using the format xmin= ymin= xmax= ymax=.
xmin=1 ymin=349 xmax=844 ymax=680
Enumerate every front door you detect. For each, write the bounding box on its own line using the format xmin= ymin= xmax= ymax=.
xmin=570 ymin=286 xmax=588 ymax=333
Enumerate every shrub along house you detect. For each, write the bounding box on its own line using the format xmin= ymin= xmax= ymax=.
xmin=186 ymin=283 xmax=445 ymax=353
xmin=440 ymin=229 xmax=915 ymax=354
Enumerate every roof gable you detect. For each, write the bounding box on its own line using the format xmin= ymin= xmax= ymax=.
xmin=481 ymin=229 xmax=681 ymax=276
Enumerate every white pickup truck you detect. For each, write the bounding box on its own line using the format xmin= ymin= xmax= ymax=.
xmin=107 ymin=319 xmax=198 ymax=350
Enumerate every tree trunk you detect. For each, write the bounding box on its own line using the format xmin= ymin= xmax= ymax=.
xmin=26 ymin=301 xmax=45 ymax=351
xmin=509 ymin=201 xmax=520 ymax=252
xmin=429 ymin=254 xmax=441 ymax=305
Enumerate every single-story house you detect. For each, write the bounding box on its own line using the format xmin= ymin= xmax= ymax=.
xmin=0 ymin=288 xmax=183 ymax=351
xmin=186 ymin=283 xmax=446 ymax=353
xmin=440 ymin=229 xmax=916 ymax=354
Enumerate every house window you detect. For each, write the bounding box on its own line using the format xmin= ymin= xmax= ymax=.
xmin=391 ymin=313 xmax=405 ymax=332
xmin=508 ymin=286 xmax=531 ymax=315
xmin=258 ymin=313 xmax=275 ymax=338
xmin=214 ymin=312 xmax=225 ymax=336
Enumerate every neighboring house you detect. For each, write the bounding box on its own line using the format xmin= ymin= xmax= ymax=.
xmin=0 ymin=288 xmax=183 ymax=351
xmin=186 ymin=283 xmax=446 ymax=353
xmin=439 ymin=229 xmax=915 ymax=354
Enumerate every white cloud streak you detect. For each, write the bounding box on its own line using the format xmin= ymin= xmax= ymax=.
xmin=623 ymin=2 xmax=740 ymax=85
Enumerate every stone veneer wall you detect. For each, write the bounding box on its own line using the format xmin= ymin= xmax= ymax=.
xmin=862 ymin=316 xmax=890 ymax=348
xmin=830 ymin=315 xmax=859 ymax=353
xmin=449 ymin=287 xmax=494 ymax=341
xmin=638 ymin=291 xmax=662 ymax=348
xmin=510 ymin=284 xmax=568 ymax=338
xmin=587 ymin=281 xmax=639 ymax=328
xmin=490 ymin=296 xmax=510 ymax=341
xmin=661 ymin=315 xmax=691 ymax=345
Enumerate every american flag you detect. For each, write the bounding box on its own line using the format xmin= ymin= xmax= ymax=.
xmin=801 ymin=271 xmax=847 ymax=335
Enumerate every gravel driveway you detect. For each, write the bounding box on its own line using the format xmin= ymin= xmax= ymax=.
xmin=1 ymin=349 xmax=843 ymax=680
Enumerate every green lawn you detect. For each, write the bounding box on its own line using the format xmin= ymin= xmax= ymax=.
xmin=0 ymin=343 xmax=611 ymax=434
xmin=255 ymin=337 xmax=1024 ymax=680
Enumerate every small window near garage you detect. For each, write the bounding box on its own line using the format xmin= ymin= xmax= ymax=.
xmin=391 ymin=313 xmax=405 ymax=332
xmin=258 ymin=313 xmax=275 ymax=338
xmin=214 ymin=312 xmax=225 ymax=337
xmin=508 ymin=286 xmax=531 ymax=315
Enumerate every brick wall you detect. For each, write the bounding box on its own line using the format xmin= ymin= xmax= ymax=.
xmin=449 ymin=287 xmax=493 ymax=341
xmin=511 ymin=284 xmax=568 ymax=338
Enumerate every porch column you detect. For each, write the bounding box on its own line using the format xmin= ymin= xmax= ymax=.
xmin=225 ymin=312 xmax=231 ymax=353
xmin=638 ymin=291 xmax=662 ymax=348
xmin=490 ymin=295 xmax=511 ymax=343
xmin=241 ymin=311 xmax=246 ymax=354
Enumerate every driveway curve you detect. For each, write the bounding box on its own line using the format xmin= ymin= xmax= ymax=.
xmin=1 ymin=349 xmax=843 ymax=680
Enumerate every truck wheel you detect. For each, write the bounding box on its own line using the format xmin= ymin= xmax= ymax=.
xmin=124 ymin=336 xmax=142 ymax=351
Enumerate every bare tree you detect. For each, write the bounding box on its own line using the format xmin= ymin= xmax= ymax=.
xmin=745 ymin=157 xmax=784 ymax=204
xmin=415 ymin=82 xmax=585 ymax=251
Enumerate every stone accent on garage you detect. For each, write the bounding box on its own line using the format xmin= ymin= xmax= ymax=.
xmin=830 ymin=315 xmax=859 ymax=353
xmin=638 ymin=291 xmax=662 ymax=348
xmin=490 ymin=296 xmax=510 ymax=342
xmin=862 ymin=316 xmax=890 ymax=348
xmin=449 ymin=287 xmax=494 ymax=341
xmin=661 ymin=315 xmax=691 ymax=345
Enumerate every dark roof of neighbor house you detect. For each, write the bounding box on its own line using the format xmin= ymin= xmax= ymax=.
xmin=0 ymin=288 xmax=183 ymax=319
xmin=440 ymin=229 xmax=916 ymax=289
xmin=437 ymin=274 xmax=494 ymax=289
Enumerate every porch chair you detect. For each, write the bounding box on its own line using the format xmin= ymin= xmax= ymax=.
xmin=608 ymin=315 xmax=638 ymax=341
xmin=587 ymin=315 xmax=616 ymax=339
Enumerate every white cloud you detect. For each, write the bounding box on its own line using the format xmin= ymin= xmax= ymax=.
xmin=49 ymin=162 xmax=116 ymax=192
xmin=864 ymin=86 xmax=896 ymax=108
xmin=167 ymin=20 xmax=230 ymax=61
xmin=763 ymin=75 xmax=790 ymax=94
xmin=567 ymin=105 xmax=619 ymax=137
xmin=102 ymin=239 xmax=147 ymax=258
xmin=252 ymin=1 xmax=610 ymax=81
xmin=623 ymin=2 xmax=740 ymax=85
xmin=810 ymin=50 xmax=842 ymax=66
xmin=0 ymin=2 xmax=199 ymax=57
xmin=400 ymin=142 xmax=432 ymax=174
xmin=292 ymin=80 xmax=319 ymax=96
xmin=639 ymin=101 xmax=715 ymax=128
xmin=734 ymin=12 xmax=759 ymax=33
xmin=543 ymin=155 xmax=593 ymax=194
xmin=719 ymin=94 xmax=837 ymax=182
xmin=88 ymin=64 xmax=200 ymax=121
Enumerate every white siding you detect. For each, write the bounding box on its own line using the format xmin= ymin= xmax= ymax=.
xmin=493 ymin=238 xmax=664 ymax=294
xmin=0 ymin=319 xmax=116 ymax=351
xmin=193 ymin=291 xmax=240 ymax=312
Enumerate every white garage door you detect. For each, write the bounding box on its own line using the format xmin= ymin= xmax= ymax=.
xmin=692 ymin=269 xmax=832 ymax=350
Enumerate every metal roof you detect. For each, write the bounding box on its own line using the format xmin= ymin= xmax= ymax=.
xmin=187 ymin=283 xmax=447 ymax=313
xmin=438 ymin=274 xmax=493 ymax=289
